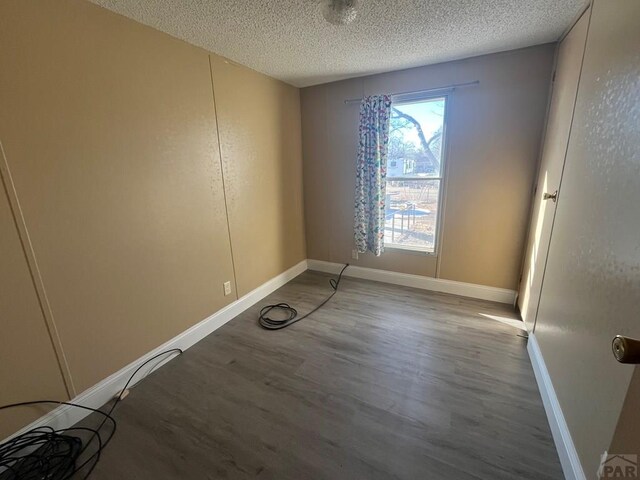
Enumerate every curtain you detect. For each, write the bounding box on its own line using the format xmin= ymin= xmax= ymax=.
xmin=354 ymin=94 xmax=392 ymax=256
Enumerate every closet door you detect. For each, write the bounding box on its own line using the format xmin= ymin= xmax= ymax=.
xmin=518 ymin=8 xmax=589 ymax=330
xmin=533 ymin=0 xmax=640 ymax=475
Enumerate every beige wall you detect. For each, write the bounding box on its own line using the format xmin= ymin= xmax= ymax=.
xmin=530 ymin=0 xmax=640 ymax=475
xmin=211 ymin=57 xmax=306 ymax=296
xmin=301 ymin=45 xmax=555 ymax=290
xmin=0 ymin=0 xmax=304 ymax=438
xmin=0 ymin=171 xmax=70 ymax=435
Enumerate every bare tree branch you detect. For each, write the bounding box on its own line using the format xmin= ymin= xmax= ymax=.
xmin=391 ymin=107 xmax=440 ymax=172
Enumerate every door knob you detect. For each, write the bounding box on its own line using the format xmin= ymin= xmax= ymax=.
xmin=612 ymin=335 xmax=640 ymax=364
xmin=543 ymin=190 xmax=558 ymax=203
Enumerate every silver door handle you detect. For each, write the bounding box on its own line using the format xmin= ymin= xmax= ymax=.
xmin=543 ymin=190 xmax=558 ymax=202
xmin=612 ymin=335 xmax=640 ymax=364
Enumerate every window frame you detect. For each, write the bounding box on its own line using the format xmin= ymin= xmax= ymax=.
xmin=385 ymin=93 xmax=450 ymax=256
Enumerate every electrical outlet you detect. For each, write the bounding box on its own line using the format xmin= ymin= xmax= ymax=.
xmin=223 ymin=281 xmax=232 ymax=296
xmin=351 ymin=249 xmax=359 ymax=260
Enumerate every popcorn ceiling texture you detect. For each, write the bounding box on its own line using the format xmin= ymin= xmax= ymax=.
xmin=89 ymin=0 xmax=586 ymax=87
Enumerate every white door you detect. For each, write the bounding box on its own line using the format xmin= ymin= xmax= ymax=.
xmin=517 ymin=8 xmax=590 ymax=330
xmin=533 ymin=0 xmax=640 ymax=475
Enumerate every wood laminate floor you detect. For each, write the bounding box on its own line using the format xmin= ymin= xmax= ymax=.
xmin=82 ymin=271 xmax=563 ymax=479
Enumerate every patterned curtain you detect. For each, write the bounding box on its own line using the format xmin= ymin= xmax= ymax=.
xmin=353 ymin=94 xmax=392 ymax=256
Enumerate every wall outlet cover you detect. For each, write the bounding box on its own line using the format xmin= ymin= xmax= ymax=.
xmin=223 ymin=281 xmax=232 ymax=296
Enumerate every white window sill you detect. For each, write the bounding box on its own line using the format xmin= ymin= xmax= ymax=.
xmin=384 ymin=245 xmax=437 ymax=256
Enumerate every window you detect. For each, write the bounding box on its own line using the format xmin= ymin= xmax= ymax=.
xmin=385 ymin=96 xmax=447 ymax=253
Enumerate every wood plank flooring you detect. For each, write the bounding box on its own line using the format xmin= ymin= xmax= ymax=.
xmin=82 ymin=271 xmax=563 ymax=479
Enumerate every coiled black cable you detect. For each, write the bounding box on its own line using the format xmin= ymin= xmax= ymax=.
xmin=0 ymin=348 xmax=182 ymax=480
xmin=258 ymin=264 xmax=349 ymax=330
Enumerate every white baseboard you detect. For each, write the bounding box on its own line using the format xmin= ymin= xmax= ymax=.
xmin=3 ymin=259 xmax=308 ymax=443
xmin=307 ymin=259 xmax=517 ymax=304
xmin=527 ymin=333 xmax=585 ymax=480
xmin=4 ymin=258 xmax=517 ymax=444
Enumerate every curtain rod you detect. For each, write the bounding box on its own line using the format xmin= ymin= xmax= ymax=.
xmin=343 ymin=80 xmax=480 ymax=104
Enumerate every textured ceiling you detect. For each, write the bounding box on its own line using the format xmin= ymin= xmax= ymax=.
xmin=89 ymin=0 xmax=587 ymax=87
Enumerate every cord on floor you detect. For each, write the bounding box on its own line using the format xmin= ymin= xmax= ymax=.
xmin=258 ymin=264 xmax=349 ymax=330
xmin=0 ymin=348 xmax=182 ymax=480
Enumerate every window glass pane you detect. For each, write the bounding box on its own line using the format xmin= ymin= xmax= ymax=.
xmin=388 ymin=98 xmax=445 ymax=178
xmin=384 ymin=180 xmax=439 ymax=252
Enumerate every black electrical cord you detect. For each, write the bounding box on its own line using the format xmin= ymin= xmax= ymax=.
xmin=0 ymin=402 xmax=115 ymax=480
xmin=258 ymin=264 xmax=349 ymax=330
xmin=0 ymin=348 xmax=182 ymax=480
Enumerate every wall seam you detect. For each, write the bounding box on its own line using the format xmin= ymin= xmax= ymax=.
xmin=207 ymin=56 xmax=239 ymax=299
xmin=324 ymin=84 xmax=332 ymax=262
xmin=296 ymin=90 xmax=308 ymax=261
xmin=0 ymin=141 xmax=76 ymax=398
